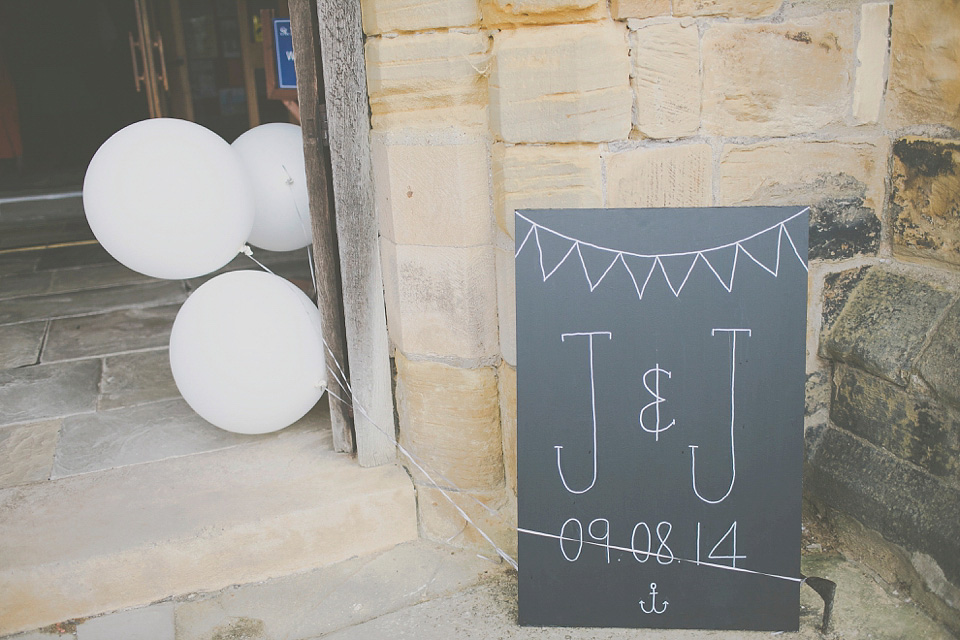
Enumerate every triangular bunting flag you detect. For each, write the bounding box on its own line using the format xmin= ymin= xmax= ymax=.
xmin=534 ymin=226 xmax=578 ymax=281
xmin=514 ymin=214 xmax=535 ymax=258
xmin=738 ymin=224 xmax=782 ymax=277
xmin=577 ymin=243 xmax=622 ymax=291
xmin=701 ymin=244 xmax=739 ymax=292
xmin=620 ymin=254 xmax=657 ymax=301
xmin=658 ymin=253 xmax=700 ymax=297
xmin=781 ymin=208 xmax=809 ymax=271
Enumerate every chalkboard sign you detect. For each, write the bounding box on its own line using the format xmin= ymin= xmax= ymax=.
xmin=515 ymin=206 xmax=808 ymax=631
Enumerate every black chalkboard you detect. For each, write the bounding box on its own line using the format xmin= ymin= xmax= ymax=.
xmin=515 ymin=206 xmax=808 ymax=631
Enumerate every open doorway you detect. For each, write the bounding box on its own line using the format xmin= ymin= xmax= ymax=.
xmin=0 ymin=0 xmax=292 ymax=198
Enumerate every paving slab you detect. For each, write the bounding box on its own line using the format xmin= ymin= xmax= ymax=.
xmin=43 ymin=304 xmax=179 ymax=362
xmin=174 ymin=542 xmax=496 ymax=640
xmin=0 ymin=321 xmax=46 ymax=369
xmin=0 ymin=196 xmax=84 ymax=223
xmin=48 ymin=262 xmax=153 ymax=295
xmin=0 ymin=251 xmax=40 ymax=277
xmin=0 ymin=420 xmax=60 ymax=489
xmin=318 ymin=553 xmax=954 ymax=640
xmin=0 ymin=219 xmax=95 ymax=251
xmin=0 ymin=424 xmax=417 ymax=635
xmin=0 ymin=271 xmax=53 ymax=300
xmin=0 ymin=359 xmax=100 ymax=427
xmin=33 ymin=243 xmax=115 ymax=271
xmin=52 ymin=397 xmax=327 ymax=478
xmin=99 ymin=349 xmax=179 ymax=410
xmin=76 ymin=603 xmax=174 ymax=640
xmin=0 ymin=281 xmax=186 ymax=324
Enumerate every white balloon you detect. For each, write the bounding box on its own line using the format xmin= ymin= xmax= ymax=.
xmin=83 ymin=118 xmax=255 ymax=279
xmin=169 ymin=270 xmax=327 ymax=434
xmin=232 ymin=123 xmax=311 ymax=252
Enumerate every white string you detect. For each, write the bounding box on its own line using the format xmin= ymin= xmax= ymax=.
xmin=516 ymin=527 xmax=802 ymax=583
xmin=323 ymin=376 xmax=516 ymax=569
xmin=319 ymin=337 xmax=497 ymax=518
xmin=240 ymin=245 xmax=276 ymax=274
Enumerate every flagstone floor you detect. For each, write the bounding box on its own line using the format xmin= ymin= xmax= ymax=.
xmin=0 ymin=193 xmax=317 ymax=487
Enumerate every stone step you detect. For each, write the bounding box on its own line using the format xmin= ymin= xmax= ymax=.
xmin=0 ymin=423 xmax=416 ymax=636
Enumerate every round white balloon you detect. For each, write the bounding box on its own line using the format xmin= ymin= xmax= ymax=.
xmin=83 ymin=118 xmax=255 ymax=279
xmin=232 ymin=123 xmax=311 ymax=252
xmin=169 ymin=270 xmax=327 ymax=434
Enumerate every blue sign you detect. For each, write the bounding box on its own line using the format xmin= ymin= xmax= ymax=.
xmin=274 ymin=19 xmax=296 ymax=89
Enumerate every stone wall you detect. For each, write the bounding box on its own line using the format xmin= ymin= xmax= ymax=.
xmin=359 ymin=0 xmax=960 ymax=627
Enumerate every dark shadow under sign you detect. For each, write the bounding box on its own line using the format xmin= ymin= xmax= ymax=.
xmin=515 ymin=206 xmax=809 ymax=631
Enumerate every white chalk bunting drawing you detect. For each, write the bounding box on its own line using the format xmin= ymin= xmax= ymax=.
xmin=515 ymin=207 xmax=809 ymax=300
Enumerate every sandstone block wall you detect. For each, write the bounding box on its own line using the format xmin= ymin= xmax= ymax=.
xmin=360 ymin=0 xmax=960 ymax=628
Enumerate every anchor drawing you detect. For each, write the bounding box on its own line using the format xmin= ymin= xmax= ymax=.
xmin=639 ymin=582 xmax=669 ymax=614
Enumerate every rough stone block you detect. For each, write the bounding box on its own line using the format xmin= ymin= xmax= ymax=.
xmin=805 ymin=370 xmax=829 ymax=417
xmin=820 ymin=265 xmax=871 ymax=335
xmin=495 ymin=248 xmax=516 ymax=367
xmin=0 ymin=420 xmax=59 ymax=489
xmin=719 ymin=139 xmax=887 ymax=261
xmin=395 ymin=353 xmax=504 ymax=491
xmin=372 ymin=132 xmax=493 ymax=248
xmin=674 ymin=0 xmax=781 ymax=18
xmin=605 ymin=143 xmax=712 ymax=208
xmin=499 ymin=362 xmax=517 ymax=495
xmin=918 ymin=301 xmax=960 ymax=410
xmin=805 ymin=424 xmax=960 ymax=588
xmin=885 ymin=0 xmax=960 ymax=130
xmin=492 ymin=143 xmax=602 ymax=241
xmin=630 ymin=20 xmax=700 ymax=139
xmin=42 ymin=304 xmax=179 ymax=362
xmin=380 ymin=241 xmax=499 ymax=360
xmin=0 ymin=321 xmax=45 ymax=370
xmin=99 ymin=349 xmax=179 ymax=410
xmin=0 ymin=360 xmax=100 ymax=427
xmin=819 ymin=268 xmax=954 ymax=386
xmin=891 ymin=138 xmax=960 ymax=268
xmin=366 ymin=30 xmax=490 ymax=131
xmin=832 ymin=364 xmax=960 ymax=484
xmin=361 ymin=0 xmax=480 ymax=34
xmin=481 ymin=0 xmax=607 ymax=26
xmin=702 ymin=14 xmax=854 ymax=137
xmin=853 ymin=3 xmax=892 ymax=124
xmin=490 ymin=24 xmax=632 ymax=143
xmin=612 ymin=0 xmax=671 ymax=19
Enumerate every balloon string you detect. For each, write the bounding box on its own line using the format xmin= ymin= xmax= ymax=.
xmin=323 ymin=381 xmax=517 ymax=569
xmin=319 ymin=336 xmax=513 ymax=562
xmin=321 ymin=337 xmax=491 ymax=516
xmin=239 ymin=225 xmax=515 ymax=567
xmin=240 ymin=245 xmax=276 ymax=275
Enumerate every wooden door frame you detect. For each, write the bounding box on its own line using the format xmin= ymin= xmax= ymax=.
xmin=289 ymin=0 xmax=397 ymax=467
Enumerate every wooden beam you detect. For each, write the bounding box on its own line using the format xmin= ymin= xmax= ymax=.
xmin=288 ymin=0 xmax=354 ymax=453
xmin=315 ymin=0 xmax=397 ymax=467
